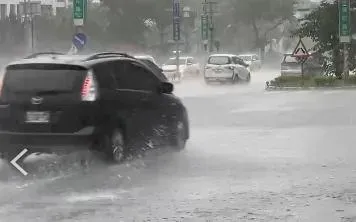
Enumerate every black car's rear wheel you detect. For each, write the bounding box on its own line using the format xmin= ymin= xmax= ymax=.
xmin=170 ymin=121 xmax=187 ymax=150
xmin=100 ymin=128 xmax=127 ymax=163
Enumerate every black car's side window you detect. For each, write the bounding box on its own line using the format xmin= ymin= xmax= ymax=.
xmin=127 ymin=63 xmax=160 ymax=91
xmin=113 ymin=61 xmax=160 ymax=91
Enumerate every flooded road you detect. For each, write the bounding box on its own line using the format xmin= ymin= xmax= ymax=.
xmin=1 ymin=69 xmax=355 ymax=221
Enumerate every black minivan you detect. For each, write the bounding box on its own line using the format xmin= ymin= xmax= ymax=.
xmin=0 ymin=52 xmax=190 ymax=163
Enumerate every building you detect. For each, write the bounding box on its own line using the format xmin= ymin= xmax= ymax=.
xmin=0 ymin=0 xmax=70 ymax=19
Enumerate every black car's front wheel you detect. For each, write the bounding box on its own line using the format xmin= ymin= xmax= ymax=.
xmin=170 ymin=121 xmax=187 ymax=150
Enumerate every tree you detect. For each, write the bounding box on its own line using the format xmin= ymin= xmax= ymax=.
xmin=230 ymin=0 xmax=296 ymax=59
xmin=100 ymin=0 xmax=149 ymax=44
xmin=293 ymin=0 xmax=352 ymax=77
xmin=144 ymin=0 xmax=172 ymax=52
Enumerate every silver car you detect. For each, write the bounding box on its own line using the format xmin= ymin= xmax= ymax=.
xmin=204 ymin=54 xmax=251 ymax=84
xmin=237 ymin=54 xmax=262 ymax=71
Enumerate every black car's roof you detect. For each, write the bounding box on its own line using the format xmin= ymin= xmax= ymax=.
xmin=7 ymin=53 xmax=167 ymax=81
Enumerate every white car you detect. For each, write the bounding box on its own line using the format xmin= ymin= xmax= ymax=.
xmin=133 ymin=55 xmax=159 ymax=66
xmin=162 ymin=56 xmax=201 ymax=81
xmin=204 ymin=54 xmax=251 ymax=84
xmin=237 ymin=54 xmax=262 ymax=71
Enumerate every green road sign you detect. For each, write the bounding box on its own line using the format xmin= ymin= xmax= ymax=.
xmin=201 ymin=14 xmax=208 ymax=40
xmin=73 ymin=0 xmax=87 ymax=26
xmin=339 ymin=0 xmax=351 ymax=43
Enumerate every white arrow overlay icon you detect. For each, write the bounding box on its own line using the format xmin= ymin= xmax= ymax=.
xmin=10 ymin=149 xmax=28 ymax=176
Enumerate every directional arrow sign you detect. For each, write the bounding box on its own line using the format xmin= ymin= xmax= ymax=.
xmin=10 ymin=149 xmax=28 ymax=176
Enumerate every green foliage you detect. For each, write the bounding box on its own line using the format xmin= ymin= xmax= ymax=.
xmin=231 ymin=0 xmax=295 ymax=23
xmin=268 ymin=75 xmax=356 ymax=87
xmin=293 ymin=0 xmax=356 ymax=77
xmin=228 ymin=0 xmax=296 ymax=53
xmin=270 ymin=75 xmax=311 ymax=87
xmin=313 ymin=76 xmax=338 ymax=86
xmin=100 ymin=0 xmax=174 ymax=44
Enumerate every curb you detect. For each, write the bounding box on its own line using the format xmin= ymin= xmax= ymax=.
xmin=265 ymin=86 xmax=356 ymax=91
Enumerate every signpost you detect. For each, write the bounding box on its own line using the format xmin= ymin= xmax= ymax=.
xmin=173 ymin=0 xmax=181 ymax=82
xmin=73 ymin=33 xmax=87 ymax=51
xmin=292 ymin=38 xmax=310 ymax=84
xmin=201 ymin=14 xmax=209 ymax=51
xmin=71 ymin=0 xmax=87 ymax=54
xmin=201 ymin=14 xmax=209 ymax=41
xmin=339 ymin=0 xmax=351 ymax=79
xmin=73 ymin=0 xmax=86 ymax=26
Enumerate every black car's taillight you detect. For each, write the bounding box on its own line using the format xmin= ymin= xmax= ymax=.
xmin=81 ymin=70 xmax=98 ymax=102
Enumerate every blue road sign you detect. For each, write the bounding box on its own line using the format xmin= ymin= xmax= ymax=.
xmin=72 ymin=33 xmax=87 ymax=50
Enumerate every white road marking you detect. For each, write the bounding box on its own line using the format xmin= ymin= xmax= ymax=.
xmin=10 ymin=149 xmax=28 ymax=176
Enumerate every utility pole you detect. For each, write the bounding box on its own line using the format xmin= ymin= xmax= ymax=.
xmin=202 ymin=0 xmax=217 ymax=53
xmin=30 ymin=0 xmax=34 ymax=53
xmin=23 ymin=0 xmax=31 ymax=53
xmin=173 ymin=0 xmax=181 ymax=82
xmin=339 ymin=0 xmax=351 ymax=80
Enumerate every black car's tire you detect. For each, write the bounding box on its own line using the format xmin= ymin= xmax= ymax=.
xmin=170 ymin=121 xmax=187 ymax=151
xmin=100 ymin=128 xmax=127 ymax=164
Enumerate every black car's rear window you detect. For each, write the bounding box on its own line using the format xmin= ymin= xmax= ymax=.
xmin=4 ymin=64 xmax=87 ymax=92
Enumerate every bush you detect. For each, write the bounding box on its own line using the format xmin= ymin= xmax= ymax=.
xmin=270 ymin=75 xmax=311 ymax=87
xmin=313 ymin=76 xmax=337 ymax=86
xmin=345 ymin=75 xmax=356 ymax=85
xmin=268 ymin=75 xmax=356 ymax=88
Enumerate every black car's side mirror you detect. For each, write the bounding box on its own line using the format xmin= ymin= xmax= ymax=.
xmin=158 ymin=82 xmax=174 ymax=94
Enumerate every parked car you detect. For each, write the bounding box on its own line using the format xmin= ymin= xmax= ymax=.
xmin=0 ymin=52 xmax=190 ymax=163
xmin=204 ymin=54 xmax=251 ymax=84
xmin=162 ymin=56 xmax=201 ymax=81
xmin=281 ymin=53 xmax=323 ymax=76
xmin=237 ymin=54 xmax=262 ymax=71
